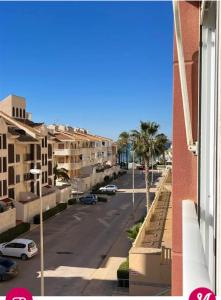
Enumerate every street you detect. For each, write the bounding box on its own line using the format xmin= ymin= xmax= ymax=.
xmin=0 ymin=170 xmax=161 ymax=296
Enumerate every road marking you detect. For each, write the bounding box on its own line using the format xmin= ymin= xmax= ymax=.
xmin=73 ymin=215 xmax=81 ymax=221
xmin=97 ymin=218 xmax=110 ymax=228
xmin=120 ymin=203 xmax=130 ymax=210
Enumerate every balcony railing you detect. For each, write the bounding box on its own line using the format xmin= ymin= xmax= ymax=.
xmin=54 ymin=148 xmax=83 ymax=156
xmin=182 ymin=200 xmax=212 ymax=295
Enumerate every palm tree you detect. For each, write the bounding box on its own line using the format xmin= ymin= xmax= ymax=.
xmin=117 ymin=131 xmax=130 ymax=167
xmin=53 ymin=163 xmax=70 ymax=182
xmin=131 ymin=121 xmax=168 ymax=211
xmin=153 ymin=133 xmax=169 ymax=167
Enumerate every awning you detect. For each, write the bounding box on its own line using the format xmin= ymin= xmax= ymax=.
xmin=172 ymin=0 xmax=198 ymax=155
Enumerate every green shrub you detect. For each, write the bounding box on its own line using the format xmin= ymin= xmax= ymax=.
xmin=127 ymin=222 xmax=142 ymax=241
xmin=117 ymin=259 xmax=129 ymax=279
xmin=117 ymin=259 xmax=129 ymax=287
xmin=97 ymin=196 xmax=108 ymax=202
xmin=57 ymin=202 xmax=67 ymax=211
xmin=104 ymin=176 xmax=110 ymax=183
xmin=68 ymin=198 xmax=77 ymax=205
xmin=0 ymin=222 xmax=30 ymax=243
xmin=33 ymin=203 xmax=67 ymax=224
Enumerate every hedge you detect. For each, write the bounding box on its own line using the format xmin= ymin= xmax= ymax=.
xmin=68 ymin=198 xmax=77 ymax=205
xmin=127 ymin=222 xmax=143 ymax=241
xmin=0 ymin=222 xmax=30 ymax=243
xmin=33 ymin=203 xmax=67 ymax=224
xmin=117 ymin=259 xmax=129 ymax=287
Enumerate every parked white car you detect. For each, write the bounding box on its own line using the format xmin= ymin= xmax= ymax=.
xmin=0 ymin=239 xmax=38 ymax=260
xmin=99 ymin=185 xmax=118 ymax=193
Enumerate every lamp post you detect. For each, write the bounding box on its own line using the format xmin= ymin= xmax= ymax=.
xmin=30 ymin=168 xmax=44 ymax=296
xmin=132 ymin=149 xmax=135 ymax=209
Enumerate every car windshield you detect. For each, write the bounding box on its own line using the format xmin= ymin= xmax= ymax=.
xmin=0 ymin=259 xmax=13 ymax=268
xmin=28 ymin=242 xmax=35 ymax=249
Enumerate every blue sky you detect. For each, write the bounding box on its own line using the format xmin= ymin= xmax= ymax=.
xmin=0 ymin=1 xmax=173 ymax=140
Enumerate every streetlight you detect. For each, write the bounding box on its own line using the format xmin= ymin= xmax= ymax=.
xmin=30 ymin=168 xmax=44 ymax=296
xmin=132 ymin=148 xmax=135 ymax=209
xmin=129 ymin=138 xmax=136 ymax=214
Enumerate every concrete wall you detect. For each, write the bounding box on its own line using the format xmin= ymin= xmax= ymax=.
xmin=129 ymin=248 xmax=171 ymax=296
xmin=56 ymin=186 xmax=72 ymax=204
xmin=0 ymin=208 xmax=16 ymax=233
xmin=172 ymin=1 xmax=200 ymax=295
xmin=14 ymin=192 xmax=57 ymax=223
xmin=78 ymin=165 xmax=120 ymax=192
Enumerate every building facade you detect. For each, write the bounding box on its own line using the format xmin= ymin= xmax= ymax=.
xmin=48 ymin=124 xmax=119 ymax=192
xmin=0 ymin=95 xmax=70 ymax=230
xmin=172 ymin=1 xmax=221 ymax=296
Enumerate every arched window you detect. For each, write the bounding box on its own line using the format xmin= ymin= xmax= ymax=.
xmin=16 ymin=108 xmax=19 ymax=117
xmin=23 ymin=109 xmax=25 ymax=118
xmin=20 ymin=108 xmax=22 ymax=118
xmin=70 ymin=143 xmax=74 ymax=149
xmin=12 ymin=107 xmax=15 ymax=117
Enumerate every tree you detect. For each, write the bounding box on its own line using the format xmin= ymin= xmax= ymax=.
xmin=153 ymin=133 xmax=169 ymax=167
xmin=117 ymin=131 xmax=130 ymax=167
xmin=131 ymin=121 xmax=168 ymax=211
xmin=53 ymin=163 xmax=70 ymax=182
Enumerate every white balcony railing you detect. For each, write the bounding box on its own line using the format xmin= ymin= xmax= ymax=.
xmin=54 ymin=149 xmax=82 ymax=156
xmin=182 ymin=200 xmax=212 ymax=295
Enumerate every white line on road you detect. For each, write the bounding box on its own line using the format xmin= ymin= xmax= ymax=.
xmin=97 ymin=218 xmax=110 ymax=228
xmin=73 ymin=215 xmax=81 ymax=221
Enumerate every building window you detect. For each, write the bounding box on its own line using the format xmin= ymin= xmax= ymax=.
xmin=8 ymin=144 xmax=15 ymax=164
xmin=0 ymin=181 xmax=2 ymax=197
xmin=45 ymin=136 xmax=47 ymax=147
xmin=3 ymin=180 xmax=7 ymax=196
xmin=58 ymin=143 xmax=64 ymax=149
xmin=42 ymin=154 xmax=44 ymax=166
xmin=16 ymin=154 xmax=20 ymax=163
xmin=48 ymin=161 xmax=52 ymax=176
xmin=3 ymin=157 xmax=7 ymax=173
xmin=37 ymin=144 xmax=41 ymax=160
xmin=2 ymin=134 xmax=6 ymax=149
xmin=16 ymin=175 xmax=20 ymax=183
xmin=42 ymin=139 xmax=44 ymax=148
xmin=12 ymin=107 xmax=15 ymax=117
xmin=23 ymin=109 xmax=25 ymax=118
xmin=16 ymin=108 xmax=19 ymax=117
xmin=199 ymin=2 xmax=217 ymax=289
xmin=8 ymin=166 xmax=15 ymax=186
xmin=20 ymin=108 xmax=22 ymax=118
xmin=8 ymin=188 xmax=15 ymax=199
xmin=48 ymin=144 xmax=52 ymax=159
xmin=30 ymin=181 xmax=34 ymax=193
xmin=37 ymin=181 xmax=40 ymax=196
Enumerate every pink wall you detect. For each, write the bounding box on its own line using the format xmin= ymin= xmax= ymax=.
xmin=172 ymin=1 xmax=200 ymax=295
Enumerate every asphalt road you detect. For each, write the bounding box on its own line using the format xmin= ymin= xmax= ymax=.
xmin=0 ymin=170 xmax=159 ymax=296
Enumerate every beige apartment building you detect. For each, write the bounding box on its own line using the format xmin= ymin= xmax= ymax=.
xmin=48 ymin=124 xmax=119 ymax=192
xmin=0 ymin=95 xmax=71 ymax=233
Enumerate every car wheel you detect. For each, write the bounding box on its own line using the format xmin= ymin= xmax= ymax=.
xmin=1 ymin=274 xmax=8 ymax=281
xmin=21 ymin=254 xmax=28 ymax=261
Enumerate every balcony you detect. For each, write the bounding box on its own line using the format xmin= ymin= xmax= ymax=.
xmin=23 ymin=153 xmax=34 ymax=162
xmin=58 ymin=162 xmax=83 ymax=170
xmin=182 ymin=200 xmax=212 ymax=295
xmin=54 ymin=148 xmax=82 ymax=156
